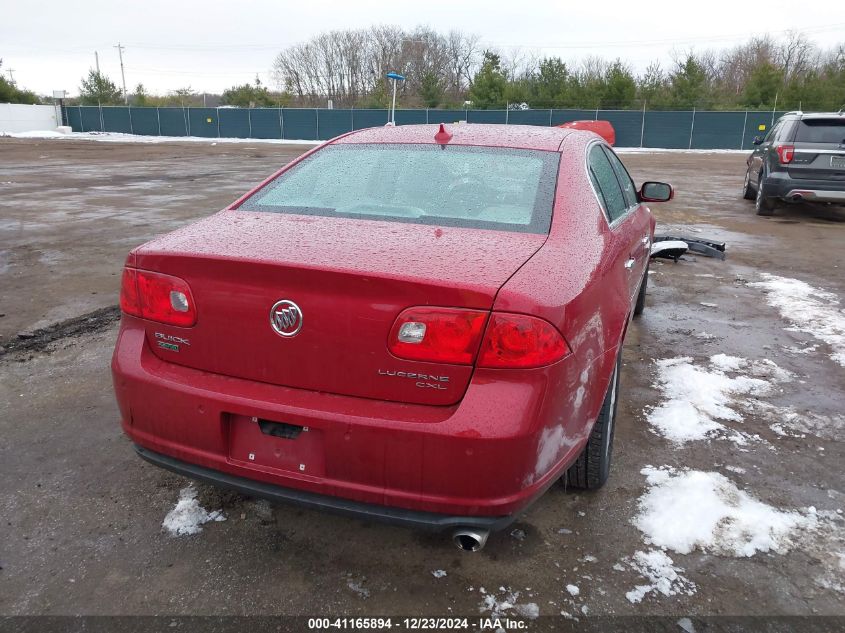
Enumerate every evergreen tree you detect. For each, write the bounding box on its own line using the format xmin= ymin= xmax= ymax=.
xmin=419 ymin=71 xmax=444 ymax=108
xmin=637 ymin=62 xmax=670 ymax=108
xmin=133 ymin=83 xmax=149 ymax=106
xmin=669 ymin=55 xmax=710 ymax=109
xmin=601 ymin=60 xmax=636 ymax=108
xmin=530 ymin=58 xmax=569 ymax=108
xmin=468 ymin=51 xmax=507 ymax=109
xmin=79 ymin=69 xmax=122 ymax=105
xmin=221 ymin=77 xmax=275 ymax=107
xmin=742 ymin=62 xmax=783 ymax=108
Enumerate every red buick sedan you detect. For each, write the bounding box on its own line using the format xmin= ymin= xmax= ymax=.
xmin=112 ymin=123 xmax=672 ymax=550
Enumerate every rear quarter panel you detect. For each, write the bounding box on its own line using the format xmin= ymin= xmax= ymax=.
xmin=493 ymin=132 xmax=633 ymax=483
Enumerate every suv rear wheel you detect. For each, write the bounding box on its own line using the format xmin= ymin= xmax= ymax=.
xmin=742 ymin=168 xmax=755 ymax=200
xmin=755 ymin=170 xmax=776 ymax=216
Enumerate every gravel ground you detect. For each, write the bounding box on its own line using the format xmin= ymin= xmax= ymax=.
xmin=0 ymin=138 xmax=843 ymax=626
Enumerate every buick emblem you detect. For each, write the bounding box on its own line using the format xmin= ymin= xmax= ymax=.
xmin=270 ymin=300 xmax=303 ymax=337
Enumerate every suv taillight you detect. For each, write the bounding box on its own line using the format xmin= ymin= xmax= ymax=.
xmin=120 ymin=267 xmax=197 ymax=327
xmin=776 ymin=144 xmax=794 ymax=164
xmin=388 ymin=307 xmax=569 ymax=368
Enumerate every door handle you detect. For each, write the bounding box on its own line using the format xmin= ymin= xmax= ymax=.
xmin=641 ymin=235 xmax=650 ymax=246
xmin=624 ymin=258 xmax=636 ymax=270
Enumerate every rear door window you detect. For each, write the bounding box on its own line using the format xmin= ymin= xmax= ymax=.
xmin=777 ymin=119 xmax=798 ymax=142
xmin=588 ymin=144 xmax=627 ymax=223
xmin=795 ymin=119 xmax=845 ymax=144
xmin=602 ymin=146 xmax=638 ymax=208
xmin=764 ymin=120 xmax=781 ymax=143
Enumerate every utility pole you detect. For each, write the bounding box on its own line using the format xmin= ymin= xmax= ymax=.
xmin=6 ymin=68 xmax=15 ymax=83
xmin=114 ymin=42 xmax=128 ymax=105
xmin=94 ymin=51 xmax=100 ymax=74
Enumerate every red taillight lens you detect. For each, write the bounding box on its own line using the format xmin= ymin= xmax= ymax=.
xmin=388 ymin=307 xmax=488 ymax=364
xmin=119 ymin=268 xmax=142 ymax=317
xmin=119 ymin=267 xmax=197 ymax=327
xmin=776 ymin=145 xmax=794 ymax=164
xmin=477 ymin=313 xmax=569 ymax=369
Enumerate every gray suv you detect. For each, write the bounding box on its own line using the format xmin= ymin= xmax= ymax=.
xmin=742 ymin=111 xmax=845 ymax=215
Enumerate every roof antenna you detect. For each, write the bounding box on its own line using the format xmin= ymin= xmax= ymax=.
xmin=434 ymin=123 xmax=452 ymax=146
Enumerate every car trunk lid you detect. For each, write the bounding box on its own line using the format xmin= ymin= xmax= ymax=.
xmin=132 ymin=210 xmax=546 ymax=405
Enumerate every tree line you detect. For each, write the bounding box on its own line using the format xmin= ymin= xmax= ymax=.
xmin=0 ymin=59 xmax=39 ymax=104
xmin=270 ymin=26 xmax=845 ymax=111
xmin=4 ymin=27 xmax=843 ymax=111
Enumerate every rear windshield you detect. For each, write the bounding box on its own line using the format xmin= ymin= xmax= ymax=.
xmin=795 ymin=119 xmax=845 ymax=144
xmin=238 ymin=143 xmax=561 ymax=234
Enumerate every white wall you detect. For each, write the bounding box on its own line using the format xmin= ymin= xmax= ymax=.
xmin=0 ymin=103 xmax=61 ymax=133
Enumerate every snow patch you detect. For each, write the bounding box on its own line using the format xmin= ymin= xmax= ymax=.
xmin=479 ymin=587 xmax=539 ymax=619
xmin=347 ymin=578 xmax=370 ymax=599
xmin=749 ymin=273 xmax=845 ymax=367
xmin=432 ymin=570 xmax=447 ymax=578
xmin=624 ymin=549 xmax=696 ymax=604
xmin=566 ymin=584 xmax=580 ymax=597
xmin=646 ymin=355 xmax=789 ymax=444
xmin=754 ymin=402 xmax=845 ymax=440
xmin=634 ymin=466 xmax=815 ymax=556
xmin=161 ymin=485 xmax=225 ymax=536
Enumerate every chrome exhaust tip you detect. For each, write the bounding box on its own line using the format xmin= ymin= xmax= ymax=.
xmin=452 ymin=528 xmax=489 ymax=551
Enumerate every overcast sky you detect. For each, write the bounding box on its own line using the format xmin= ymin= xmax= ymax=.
xmin=2 ymin=0 xmax=844 ymax=96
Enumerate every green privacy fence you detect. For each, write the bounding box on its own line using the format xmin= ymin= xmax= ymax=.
xmin=62 ymin=105 xmax=787 ymax=150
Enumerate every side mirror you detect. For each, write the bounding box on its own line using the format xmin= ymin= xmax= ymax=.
xmin=752 ymin=136 xmax=764 ymax=145
xmin=639 ymin=181 xmax=674 ymax=203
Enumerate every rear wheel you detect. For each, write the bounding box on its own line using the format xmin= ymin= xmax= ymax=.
xmin=742 ymin=168 xmax=755 ymax=200
xmin=567 ymin=356 xmax=620 ymax=490
xmin=755 ymin=170 xmax=776 ymax=216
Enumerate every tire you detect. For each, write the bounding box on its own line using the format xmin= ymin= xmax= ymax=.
xmin=567 ymin=356 xmax=620 ymax=490
xmin=633 ymin=265 xmax=648 ymax=317
xmin=742 ymin=168 xmax=755 ymax=200
xmin=755 ymin=170 xmax=776 ymax=216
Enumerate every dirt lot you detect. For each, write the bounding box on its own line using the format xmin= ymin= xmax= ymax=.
xmin=1 ymin=138 xmax=843 ymax=627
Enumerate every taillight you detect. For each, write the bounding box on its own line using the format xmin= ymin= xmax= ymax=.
xmin=477 ymin=313 xmax=569 ymax=369
xmin=388 ymin=307 xmax=488 ymax=364
xmin=776 ymin=145 xmax=794 ymax=164
xmin=119 ymin=267 xmax=197 ymax=327
xmin=387 ymin=307 xmax=570 ymax=369
xmin=119 ymin=268 xmax=142 ymax=317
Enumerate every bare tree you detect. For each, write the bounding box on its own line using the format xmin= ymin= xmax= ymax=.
xmin=778 ymin=31 xmax=818 ymax=84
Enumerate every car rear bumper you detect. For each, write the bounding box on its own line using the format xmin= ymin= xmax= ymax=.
xmin=113 ymin=319 xmax=600 ymax=525
xmin=135 ymin=444 xmax=514 ymax=531
xmin=783 ymin=188 xmax=845 ymax=203
xmin=764 ymin=173 xmax=845 ymax=203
